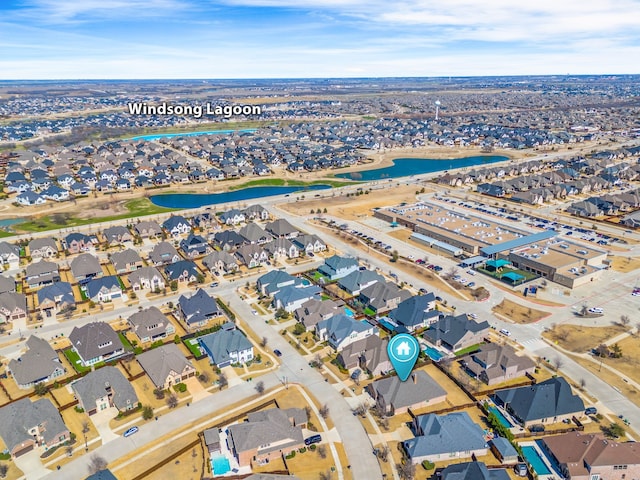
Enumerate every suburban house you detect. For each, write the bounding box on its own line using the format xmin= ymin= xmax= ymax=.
xmin=0 ymin=398 xmax=70 ymax=457
xmin=162 ymin=215 xmax=191 ymax=237
xmin=37 ymin=282 xmax=75 ymax=316
xmin=256 ymin=270 xmax=300 ymax=296
xmin=110 ymin=249 xmax=143 ymax=273
xmin=202 ymin=250 xmax=238 ymax=274
xmin=337 ymin=270 xmax=384 ymax=296
xmin=8 ymin=336 xmax=65 ymax=389
xmin=402 ymin=412 xmax=488 ymax=464
xmin=272 ymin=284 xmax=321 ymax=312
xmin=102 ymin=226 xmax=133 ymax=245
xmin=358 ymin=281 xmax=412 ymax=314
xmin=128 ymin=266 xmax=165 ymax=292
xmin=134 ymin=220 xmax=163 ymax=238
xmin=463 ymin=343 xmax=536 ymax=385
xmin=69 ymin=253 xmax=103 ymax=283
xmin=493 ymin=377 xmax=585 ymax=427
xmin=294 ymin=298 xmax=344 ymax=329
xmin=164 ymin=260 xmax=201 ymax=283
xmin=423 ymin=314 xmax=489 ymax=352
xmin=235 ymin=243 xmax=269 ymax=268
xmin=439 ymin=461 xmax=510 ymax=480
xmin=149 ymin=242 xmax=182 ymax=266
xmin=179 ymin=233 xmax=211 ymax=258
xmin=238 ymin=223 xmax=273 ymax=245
xmin=203 ymin=427 xmax=221 ymax=455
xmin=25 ymin=260 xmax=60 ymax=289
xmin=489 ymin=437 xmax=519 ymax=465
xmin=387 ymin=293 xmax=439 ymax=332
xmin=68 ymin=322 xmax=125 ymax=367
xmin=0 ymin=242 xmax=20 ymax=269
xmin=317 ymin=255 xmax=359 ymax=280
xmin=243 ymin=204 xmax=270 ymax=221
xmin=315 ymin=313 xmax=378 ymax=351
xmin=85 ymin=275 xmax=123 ymax=302
xmin=226 ymin=407 xmax=305 ymax=467
xmin=64 ymin=232 xmax=94 ymax=254
xmin=72 ymin=366 xmax=138 ymax=415
xmin=265 ymin=219 xmax=299 ymax=238
xmin=219 ymin=209 xmax=246 ymax=225
xmin=291 ymin=234 xmax=326 ymax=254
xmin=264 ymin=237 xmax=299 ymax=259
xmin=366 ymin=370 xmax=447 ymax=415
xmin=177 ymin=288 xmax=222 ymax=330
xmin=0 ymin=292 xmax=28 ymax=323
xmin=28 ymin=238 xmax=58 ymax=259
xmin=128 ymin=306 xmax=175 ymax=343
xmin=0 ymin=275 xmax=14 ymax=294
xmin=198 ymin=326 xmax=254 ymax=367
xmin=136 ymin=343 xmax=196 ymax=390
xmin=212 ymin=230 xmax=245 ymax=251
xmin=541 ymin=432 xmax=640 ymax=480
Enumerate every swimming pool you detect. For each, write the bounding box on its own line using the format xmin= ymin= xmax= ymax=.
xmin=211 ymin=455 xmax=231 ymax=474
xmin=423 ymin=345 xmax=444 ymax=361
xmin=521 ymin=446 xmax=551 ymax=475
xmin=344 ymin=307 xmax=355 ymax=317
xmin=488 ymin=405 xmax=513 ymax=428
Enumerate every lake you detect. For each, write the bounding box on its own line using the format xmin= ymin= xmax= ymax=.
xmin=0 ymin=218 xmax=24 ymax=229
xmin=130 ymin=129 xmax=257 ymax=141
xmin=150 ymin=184 xmax=330 ymax=209
xmin=335 ymin=156 xmax=508 ymax=181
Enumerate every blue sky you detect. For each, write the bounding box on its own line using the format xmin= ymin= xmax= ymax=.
xmin=1 ymin=0 xmax=639 ymax=79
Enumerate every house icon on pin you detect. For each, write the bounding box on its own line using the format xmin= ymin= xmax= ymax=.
xmin=396 ymin=341 xmax=411 ymax=357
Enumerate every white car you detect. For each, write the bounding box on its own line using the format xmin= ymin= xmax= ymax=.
xmin=588 ymin=307 xmax=604 ymax=314
xmin=499 ymin=328 xmax=511 ymax=336
xmin=251 ymin=310 xmax=258 ymax=316
xmin=468 ymin=313 xmax=478 ymax=319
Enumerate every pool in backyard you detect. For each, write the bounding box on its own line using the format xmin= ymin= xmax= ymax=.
xmin=521 ymin=445 xmax=551 ymax=475
xmin=211 ymin=455 xmax=231 ymax=475
xmin=423 ymin=345 xmax=444 ymax=361
xmin=488 ymin=405 xmax=513 ymax=428
xmin=344 ymin=307 xmax=355 ymax=317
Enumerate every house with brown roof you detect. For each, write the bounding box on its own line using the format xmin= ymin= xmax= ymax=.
xmin=542 ymin=432 xmax=640 ymax=480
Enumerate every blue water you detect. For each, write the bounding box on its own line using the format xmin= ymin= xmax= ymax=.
xmin=522 ymin=446 xmax=551 ymax=475
xmin=130 ymin=129 xmax=257 ymax=141
xmin=377 ymin=318 xmax=396 ymax=332
xmin=335 ymin=156 xmax=508 ymax=181
xmin=488 ymin=406 xmax=513 ymax=428
xmin=423 ymin=346 xmax=444 ymax=361
xmin=301 ymin=279 xmax=311 ymax=286
xmin=344 ymin=307 xmax=355 ymax=317
xmin=150 ymin=184 xmax=331 ymax=208
xmin=211 ymin=455 xmax=231 ymax=474
xmin=0 ymin=218 xmax=24 ymax=228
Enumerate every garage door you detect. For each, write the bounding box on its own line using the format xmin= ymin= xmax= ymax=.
xmin=14 ymin=443 xmax=34 ymax=457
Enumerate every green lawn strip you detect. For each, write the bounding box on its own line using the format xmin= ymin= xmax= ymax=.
xmin=454 ymin=343 xmax=484 ymax=357
xmin=228 ymin=178 xmax=357 ymax=191
xmin=118 ymin=332 xmax=134 ymax=352
xmin=63 ymin=349 xmax=100 ymax=373
xmin=15 ymin=198 xmax=177 ymax=233
xmin=183 ymin=338 xmax=202 ymax=357
xmin=0 ymin=230 xmax=15 ymax=238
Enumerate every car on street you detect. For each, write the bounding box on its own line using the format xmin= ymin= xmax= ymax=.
xmin=251 ymin=310 xmax=258 ymax=316
xmin=468 ymin=313 xmax=478 ymax=319
xmin=124 ymin=426 xmax=139 ymax=437
xmin=588 ymin=307 xmax=604 ymax=314
xmin=499 ymin=328 xmax=511 ymax=336
xmin=273 ymin=349 xmax=282 ymax=357
xmin=585 ymin=407 xmax=598 ymax=415
xmin=467 ymin=282 xmax=475 ymax=288
xmin=210 ymin=282 xmax=219 ymax=288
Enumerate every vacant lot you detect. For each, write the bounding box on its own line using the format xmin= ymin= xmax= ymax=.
xmin=492 ymin=299 xmax=549 ymax=324
xmin=542 ymin=324 xmax=627 ymax=353
xmin=609 ymin=256 xmax=640 ymax=273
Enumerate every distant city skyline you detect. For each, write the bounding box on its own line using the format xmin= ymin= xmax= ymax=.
xmin=1 ymin=0 xmax=640 ymax=79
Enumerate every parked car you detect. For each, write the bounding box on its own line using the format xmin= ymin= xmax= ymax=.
xmin=515 ymin=463 xmax=528 ymax=477
xmin=124 ymin=426 xmax=139 ymax=437
xmin=588 ymin=307 xmax=604 ymax=314
xmin=304 ymin=434 xmax=322 ymax=445
xmin=585 ymin=407 xmax=598 ymax=415
xmin=210 ymin=282 xmax=219 ymax=288
xmin=273 ymin=349 xmax=282 ymax=357
xmin=499 ymin=328 xmax=511 ymax=336
xmin=528 ymin=424 xmax=545 ymax=433
xmin=467 ymin=282 xmax=475 ymax=288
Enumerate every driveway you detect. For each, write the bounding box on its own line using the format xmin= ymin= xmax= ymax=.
xmin=13 ymin=449 xmax=51 ymax=480
xmin=90 ymin=407 xmax=119 ymax=443
xmin=183 ymin=376 xmax=210 ymax=402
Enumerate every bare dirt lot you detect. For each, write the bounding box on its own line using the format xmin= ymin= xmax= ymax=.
xmin=542 ymin=324 xmax=627 ymax=353
xmin=609 ymin=256 xmax=640 ymax=273
xmin=492 ymin=299 xmax=550 ymax=324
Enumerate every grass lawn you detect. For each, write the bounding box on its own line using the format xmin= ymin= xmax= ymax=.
xmin=183 ymin=338 xmax=203 ymax=357
xmin=63 ymin=349 xmax=101 ymax=373
xmin=542 ymin=323 xmax=627 ymax=353
xmin=492 ymin=299 xmax=549 ymax=324
xmin=455 ymin=343 xmax=484 ymax=357
xmin=118 ymin=332 xmax=134 ymax=352
xmin=15 ymin=198 xmax=177 ymax=233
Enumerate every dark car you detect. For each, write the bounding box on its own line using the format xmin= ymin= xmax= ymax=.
xmin=515 ymin=463 xmax=528 ymax=477
xmin=529 ymin=424 xmax=545 ymax=433
xmin=585 ymin=407 xmax=598 ymax=415
xmin=273 ymin=349 xmax=282 ymax=357
xmin=304 ymin=434 xmax=322 ymax=446
xmin=124 ymin=426 xmax=139 ymax=437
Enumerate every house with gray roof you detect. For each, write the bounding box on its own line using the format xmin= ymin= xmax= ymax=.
xmin=489 ymin=437 xmax=519 ymax=465
xmin=440 ymin=461 xmax=510 ymax=480
xmin=136 ymin=343 xmax=195 ymax=390
xmin=272 ymin=284 xmax=321 ymax=313
xmin=238 ymin=222 xmax=273 ymax=245
xmin=242 ymin=204 xmax=270 ymax=221
xmin=423 ymin=314 xmax=489 ymax=352
xmin=8 ymin=336 xmax=65 ymax=389
xmin=179 ymin=233 xmax=211 ymax=258
xmin=337 ymin=270 xmax=384 ymax=295
xmin=402 ymin=412 xmax=488 ymax=464
xmin=149 ymin=241 xmax=182 ymax=266
xmin=337 ymin=334 xmax=390 ymax=375
xmin=68 ymin=322 xmax=125 ymax=367
xmin=37 ymin=281 xmax=75 ymax=315
xmin=292 ymin=234 xmax=326 ymax=254
xmin=25 ymin=260 xmax=60 ymax=289
xmin=265 ymin=219 xmax=298 ymax=238
xmin=85 ymin=275 xmax=123 ymax=302
xmin=128 ymin=306 xmax=175 ymax=343
xmin=0 ymin=291 xmax=27 ymax=323
xmin=212 ymin=230 xmax=245 ymax=251
xmin=202 ymin=250 xmax=238 ymax=273
xmin=103 ymin=226 xmax=133 ymax=245
xmin=316 ymin=313 xmax=378 ymax=351
xmin=0 ymin=398 xmax=70 ymax=457
xmin=28 ymin=237 xmax=58 ymax=259
xmin=256 ymin=270 xmax=300 ymax=296
xmin=72 ymin=366 xmax=138 ymax=415
xmin=0 ymin=275 xmax=15 ymax=294
xmin=493 ymin=376 xmax=585 ymax=427
xmin=178 ymin=288 xmax=222 ymax=330
xmin=366 ymin=370 xmax=447 ymax=415
xmin=294 ymin=298 xmax=343 ymax=329
xmin=128 ymin=266 xmax=165 ymax=292
xmin=0 ymin=241 xmax=20 ymax=269
xmin=198 ymin=327 xmax=254 ymax=367
xmin=227 ymin=407 xmax=305 ymax=467
xmin=165 ymin=259 xmax=201 ymax=283
xmin=219 ymin=209 xmax=245 ymax=225
xmin=358 ymin=281 xmax=412 ymax=314
xmin=387 ymin=293 xmax=439 ymax=333
xmin=110 ymin=248 xmax=142 ymax=273
xmin=264 ymin=237 xmax=299 ymax=259
xmin=464 ymin=343 xmax=535 ymax=386
xmin=235 ymin=243 xmax=269 ymax=268
xmin=70 ymin=253 xmax=103 ymax=282
xmin=64 ymin=232 xmax=94 ymax=254
xmin=318 ymin=255 xmax=359 ymax=280
xmin=134 ymin=220 xmax=163 ymax=238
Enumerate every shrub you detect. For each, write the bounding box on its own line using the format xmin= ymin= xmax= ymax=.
xmin=74 ymin=406 xmax=85 ymax=413
xmin=422 ymin=460 xmax=435 ymax=470
xmin=285 ymin=451 xmax=296 ymax=459
xmin=173 ymin=383 xmax=187 ymax=393
xmin=309 ymin=444 xmax=317 ymax=451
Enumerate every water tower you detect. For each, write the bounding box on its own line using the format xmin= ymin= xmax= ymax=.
xmin=435 ymin=100 xmax=441 ymax=121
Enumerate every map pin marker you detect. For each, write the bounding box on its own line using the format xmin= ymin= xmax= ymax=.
xmin=387 ymin=333 xmax=420 ymax=381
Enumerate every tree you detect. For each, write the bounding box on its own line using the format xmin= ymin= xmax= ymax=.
xmin=33 ymin=382 xmax=47 ymax=396
xmin=553 ymin=356 xmax=564 ymax=370
xmin=377 ymin=445 xmax=390 ymax=462
xmin=170 ymin=280 xmax=178 ymax=292
xmin=255 ymin=381 xmax=265 ymax=395
xmin=65 ymin=445 xmax=74 ymax=457
xmin=579 ymin=378 xmax=587 ymax=389
xmin=310 ymin=353 xmax=323 ymax=369
xmin=82 ymin=420 xmax=90 ymax=452
xmin=620 ymin=315 xmax=631 ymax=327
xmin=0 ymin=463 xmax=8 ymax=479
xmin=318 ymin=470 xmax=333 ymax=480
xmin=353 ymin=403 xmax=369 ymax=417
xmin=218 ymin=372 xmax=228 ymax=390
xmin=602 ymin=422 xmax=625 ymax=439
xmin=87 ymin=454 xmax=108 ymax=474
xmin=317 ymin=445 xmax=327 ymax=459
xmin=259 ymin=336 xmax=268 ymax=348
xmin=319 ymin=404 xmax=330 ymax=419
xmin=142 ymin=405 xmax=154 ymax=420
xmin=390 ymin=250 xmax=399 ymax=262
xmin=166 ymin=393 xmax=178 ymax=409
xmin=198 ymin=372 xmax=210 ymax=383
xmin=397 ymin=461 xmax=416 ymax=480
xmin=610 ymin=343 xmax=623 ymax=358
